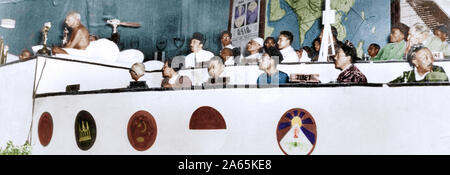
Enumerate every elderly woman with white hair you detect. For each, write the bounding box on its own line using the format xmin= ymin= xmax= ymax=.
xmin=406 ymin=23 xmax=450 ymax=57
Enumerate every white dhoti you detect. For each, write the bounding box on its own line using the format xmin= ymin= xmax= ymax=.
xmin=63 ymin=39 xmax=120 ymax=62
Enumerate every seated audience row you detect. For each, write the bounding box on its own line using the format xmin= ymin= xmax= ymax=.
xmin=22 ymin=12 xmax=449 ymax=87
xmin=129 ymin=25 xmax=448 ymax=88
xmin=371 ymin=23 xmax=449 ymax=61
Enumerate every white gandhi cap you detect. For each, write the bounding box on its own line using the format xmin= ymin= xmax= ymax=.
xmin=251 ymin=37 xmax=264 ymax=46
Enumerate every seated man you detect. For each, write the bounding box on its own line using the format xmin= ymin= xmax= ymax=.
xmin=334 ymin=42 xmax=367 ymax=83
xmin=434 ymin=25 xmax=448 ymax=42
xmin=52 ymin=12 xmax=90 ymax=54
xmin=220 ymin=31 xmax=234 ymax=49
xmin=204 ymin=56 xmax=230 ymax=86
xmin=185 ymin=32 xmax=214 ymax=68
xmin=161 ymin=60 xmax=192 ymax=89
xmin=89 ymin=34 xmax=99 ymax=42
xmin=278 ymin=31 xmax=306 ymax=63
xmin=301 ymin=46 xmax=313 ymax=59
xmin=296 ymin=48 xmax=312 ymax=62
xmin=19 ymin=49 xmax=33 ymax=61
xmin=319 ymin=26 xmax=342 ymax=62
xmin=129 ymin=62 xmax=146 ymax=81
xmin=372 ymin=26 xmax=408 ymax=61
xmin=263 ymin=37 xmax=277 ymax=52
xmin=257 ymin=47 xmax=289 ymax=86
xmin=245 ymin=37 xmax=264 ymax=60
xmin=406 ymin=23 xmax=450 ymax=57
xmin=367 ymin=43 xmax=380 ymax=59
xmin=50 ymin=12 xmax=120 ymax=62
xmin=219 ymin=48 xmax=235 ymax=66
xmin=390 ymin=44 xmax=448 ymax=83
xmin=128 ymin=62 xmax=148 ymax=88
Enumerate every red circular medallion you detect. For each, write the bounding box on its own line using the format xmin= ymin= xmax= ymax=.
xmin=127 ymin=111 xmax=157 ymax=151
xmin=38 ymin=112 xmax=53 ymax=147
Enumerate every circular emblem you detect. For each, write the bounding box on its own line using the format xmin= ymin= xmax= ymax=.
xmin=189 ymin=106 xmax=226 ymax=130
xmin=74 ymin=111 xmax=97 ymax=151
xmin=127 ymin=111 xmax=157 ymax=151
xmin=276 ymin=108 xmax=317 ymax=155
xmin=38 ymin=112 xmax=53 ymax=147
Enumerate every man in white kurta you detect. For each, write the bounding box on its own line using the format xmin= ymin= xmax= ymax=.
xmin=278 ymin=31 xmax=300 ymax=63
xmin=185 ymin=32 xmax=214 ymax=68
xmin=245 ymin=37 xmax=264 ymax=60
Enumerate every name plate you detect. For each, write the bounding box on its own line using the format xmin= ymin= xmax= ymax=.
xmin=241 ymin=58 xmax=259 ymax=65
xmin=289 ymin=74 xmax=320 ymax=83
xmin=433 ymin=52 xmax=444 ymax=60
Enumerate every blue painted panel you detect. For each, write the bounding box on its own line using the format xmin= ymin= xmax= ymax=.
xmin=266 ymin=0 xmax=391 ymax=53
xmin=0 ymin=0 xmax=230 ymax=61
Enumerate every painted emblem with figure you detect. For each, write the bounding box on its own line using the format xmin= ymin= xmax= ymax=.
xmin=74 ymin=110 xmax=97 ymax=151
xmin=127 ymin=111 xmax=157 ymax=151
xmin=277 ymin=108 xmax=317 ymax=155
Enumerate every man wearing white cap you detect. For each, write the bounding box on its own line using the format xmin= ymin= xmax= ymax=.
xmin=245 ymin=37 xmax=264 ymax=60
xmin=278 ymin=31 xmax=300 ymax=63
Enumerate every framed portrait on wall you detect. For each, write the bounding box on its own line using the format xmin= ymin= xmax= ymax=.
xmin=228 ymin=0 xmax=266 ymax=55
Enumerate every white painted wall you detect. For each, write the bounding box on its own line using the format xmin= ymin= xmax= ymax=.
xmin=34 ymin=57 xmax=162 ymax=94
xmin=3 ymin=56 xmax=450 ymax=154
xmin=31 ymin=85 xmax=450 ymax=155
xmin=0 ymin=60 xmax=35 ymax=147
xmin=29 ymin=56 xmax=450 ymax=94
xmin=435 ymin=0 xmax=450 ymax=17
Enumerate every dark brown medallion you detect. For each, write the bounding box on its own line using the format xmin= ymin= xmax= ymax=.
xmin=127 ymin=111 xmax=157 ymax=151
xmin=38 ymin=112 xmax=53 ymax=147
xmin=189 ymin=106 xmax=226 ymax=130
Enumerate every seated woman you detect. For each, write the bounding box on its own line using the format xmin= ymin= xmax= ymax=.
xmin=161 ymin=60 xmax=192 ymax=89
xmin=311 ymin=38 xmax=320 ymax=61
xmin=390 ymin=44 xmax=448 ymax=83
xmin=333 ymin=42 xmax=368 ymax=83
xmin=257 ymin=47 xmax=289 ymax=87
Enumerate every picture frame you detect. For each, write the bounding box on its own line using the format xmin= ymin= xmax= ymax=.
xmin=228 ymin=0 xmax=266 ymax=53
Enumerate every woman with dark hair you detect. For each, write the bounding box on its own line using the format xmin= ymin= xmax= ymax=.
xmin=333 ymin=42 xmax=367 ymax=83
xmin=310 ymin=38 xmax=321 ymax=61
